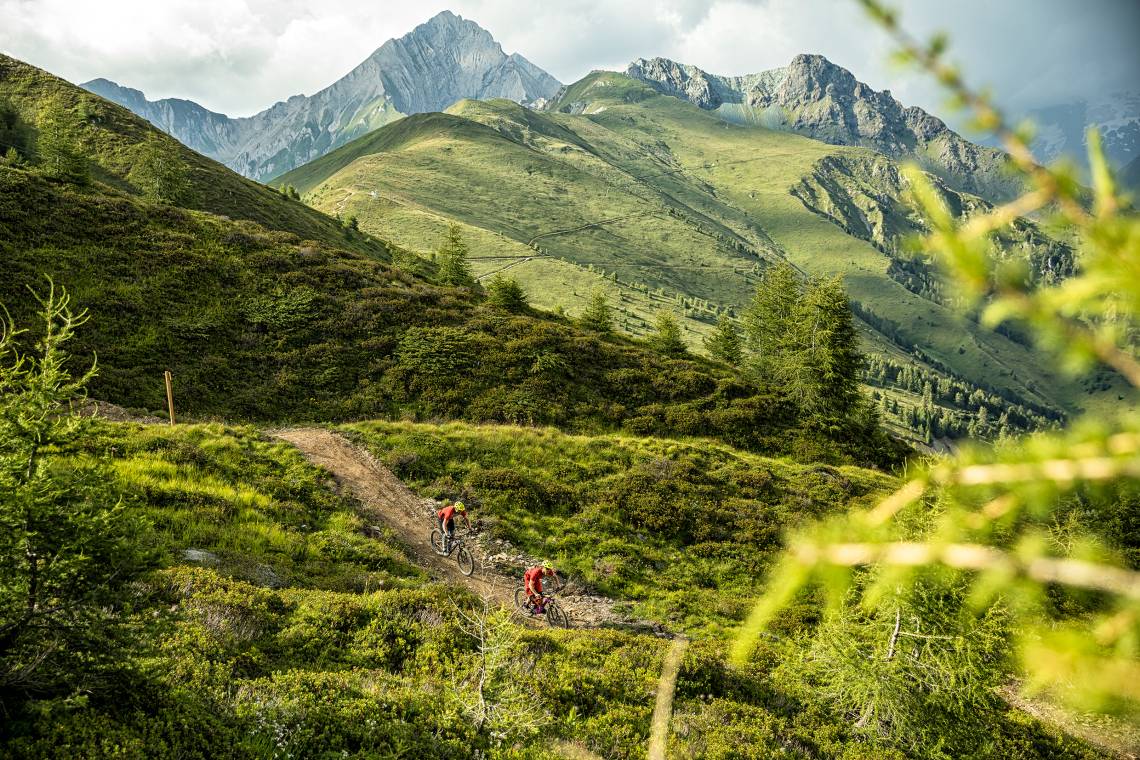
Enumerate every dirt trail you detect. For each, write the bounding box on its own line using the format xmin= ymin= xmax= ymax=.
xmin=271 ymin=428 xmax=652 ymax=631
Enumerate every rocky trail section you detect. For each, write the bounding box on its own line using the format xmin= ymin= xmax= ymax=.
xmin=271 ymin=428 xmax=662 ymax=634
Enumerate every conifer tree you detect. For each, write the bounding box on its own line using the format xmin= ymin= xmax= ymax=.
xmin=743 ymin=263 xmax=801 ymax=371
xmin=486 ymin=275 xmax=528 ymax=313
xmin=36 ymin=105 xmax=87 ymax=183
xmin=651 ymin=311 xmax=687 ymax=357
xmin=130 ymin=136 xmax=188 ymax=204
xmin=0 ymin=284 xmax=154 ymax=698
xmin=703 ymin=315 xmax=743 ymax=365
xmin=744 ymin=265 xmax=864 ymax=423
xmin=800 ymin=277 xmax=864 ymax=421
xmin=436 ymin=224 xmax=475 ymax=287
xmin=579 ymin=288 xmax=613 ymax=334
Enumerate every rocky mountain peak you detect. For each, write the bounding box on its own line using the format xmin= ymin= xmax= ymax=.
xmin=397 ymin=9 xmax=501 ymax=56
xmin=81 ymin=13 xmax=561 ymax=181
xmin=625 ymin=53 xmax=1018 ymax=202
xmin=626 ymin=57 xmax=733 ymax=109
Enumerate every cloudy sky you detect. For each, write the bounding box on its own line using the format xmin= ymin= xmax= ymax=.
xmin=2 ymin=0 xmax=1137 ymax=120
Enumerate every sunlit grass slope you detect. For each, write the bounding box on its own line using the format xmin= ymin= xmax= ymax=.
xmin=278 ymin=72 xmax=1126 ymax=423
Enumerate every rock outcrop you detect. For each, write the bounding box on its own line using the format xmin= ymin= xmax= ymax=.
xmin=627 ymin=54 xmax=1021 ymax=202
xmin=82 ymin=12 xmax=561 ymax=181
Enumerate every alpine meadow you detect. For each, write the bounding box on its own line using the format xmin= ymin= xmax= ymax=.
xmin=1 ymin=2 xmax=1138 ymax=759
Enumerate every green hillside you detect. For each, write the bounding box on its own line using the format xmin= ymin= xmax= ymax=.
xmin=276 ymin=73 xmax=1130 ymax=439
xmin=344 ymin=419 xmax=895 ymax=634
xmin=0 ymin=44 xmax=1130 ymax=760
xmin=0 ymin=53 xmax=387 ymax=259
xmin=0 ymin=53 xmax=901 ymax=466
xmin=1 ymin=419 xmax=1100 ymax=759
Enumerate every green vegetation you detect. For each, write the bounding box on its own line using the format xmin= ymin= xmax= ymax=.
xmin=2 ymin=166 xmax=894 ymax=463
xmin=0 ymin=405 xmax=671 ymax=758
xmin=0 ymin=404 xmax=1102 ymax=759
xmin=704 ymin=315 xmax=744 ymax=365
xmin=0 ymin=53 xmax=386 ymax=259
xmin=649 ymin=311 xmax=687 ymax=357
xmin=345 ymin=419 xmax=892 ymax=632
xmin=744 ymin=265 xmax=865 ymax=427
xmin=274 ymin=80 xmax=1123 ymax=442
xmin=129 ymin=136 xmax=189 ymax=203
xmin=0 ymin=285 xmax=156 ymax=703
xmin=0 ymin=56 xmax=903 ymax=466
xmin=579 ymin=287 xmax=615 ymax=333
xmin=486 ymin=274 xmax=529 ymax=312
xmin=737 ymin=3 xmax=1140 ymax=754
xmin=436 ymin=222 xmax=476 ymax=287
xmin=341 ymin=420 xmax=1101 ymax=757
xmin=1 ymin=24 xmax=1128 ymax=756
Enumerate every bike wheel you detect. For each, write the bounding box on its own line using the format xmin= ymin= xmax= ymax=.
xmin=546 ymin=601 xmax=571 ymax=629
xmin=429 ymin=529 xmax=448 ymax=556
xmin=456 ymin=544 xmax=475 ymax=576
xmin=513 ymin=586 xmax=530 ymax=613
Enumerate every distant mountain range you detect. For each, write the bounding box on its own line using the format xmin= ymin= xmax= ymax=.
xmin=83 ymin=11 xmax=561 ymax=181
xmin=1013 ymin=92 xmax=1140 ymax=176
xmin=78 ymin=8 xmax=1140 ymax=204
xmin=81 ymin=12 xmax=1137 ymax=201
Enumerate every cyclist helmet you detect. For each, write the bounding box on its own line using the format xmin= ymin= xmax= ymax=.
xmin=454 ymin=501 xmax=466 ymax=513
xmin=542 ymin=559 xmax=554 ymax=570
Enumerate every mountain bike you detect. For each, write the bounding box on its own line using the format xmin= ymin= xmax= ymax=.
xmin=429 ymin=526 xmax=476 ymax=576
xmin=514 ymin=582 xmax=570 ymax=628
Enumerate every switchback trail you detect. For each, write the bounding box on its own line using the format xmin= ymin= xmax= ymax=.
xmin=271 ymin=428 xmax=652 ymax=631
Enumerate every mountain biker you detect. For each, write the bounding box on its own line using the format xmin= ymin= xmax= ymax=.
xmin=437 ymin=500 xmax=471 ymax=551
xmin=523 ymin=560 xmax=560 ymax=614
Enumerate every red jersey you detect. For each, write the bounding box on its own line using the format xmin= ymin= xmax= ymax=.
xmin=523 ymin=566 xmax=545 ymax=586
xmin=438 ymin=505 xmax=460 ymax=523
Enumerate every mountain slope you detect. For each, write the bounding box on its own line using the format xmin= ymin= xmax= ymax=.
xmin=278 ymin=71 xmax=1128 ymax=437
xmin=624 ymin=55 xmax=1020 ymax=202
xmin=81 ymin=77 xmax=244 ymax=160
xmin=1 ymin=53 xmax=896 ymax=465
xmin=80 ymin=11 xmax=561 ymax=181
xmin=0 ymin=52 xmax=385 ymax=257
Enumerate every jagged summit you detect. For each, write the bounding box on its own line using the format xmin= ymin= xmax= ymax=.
xmin=82 ymin=12 xmax=561 ymax=181
xmin=626 ymin=54 xmax=1019 ymax=201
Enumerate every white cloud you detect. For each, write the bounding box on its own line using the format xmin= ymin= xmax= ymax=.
xmin=1 ymin=0 xmax=1136 ymax=119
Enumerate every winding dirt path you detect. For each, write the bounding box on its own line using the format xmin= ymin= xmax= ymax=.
xmin=270 ymin=428 xmax=647 ymax=630
xmin=273 ymin=427 xmax=518 ymax=605
xmin=272 ymin=428 xmax=689 ymax=759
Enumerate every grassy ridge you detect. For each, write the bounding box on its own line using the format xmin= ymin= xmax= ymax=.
xmin=0 ymin=53 xmax=386 ymax=258
xmin=1 ymin=54 xmax=899 ymax=465
xmin=3 ymin=165 xmax=838 ymax=457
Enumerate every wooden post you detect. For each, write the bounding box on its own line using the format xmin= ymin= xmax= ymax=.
xmin=164 ymin=370 xmax=175 ymax=426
